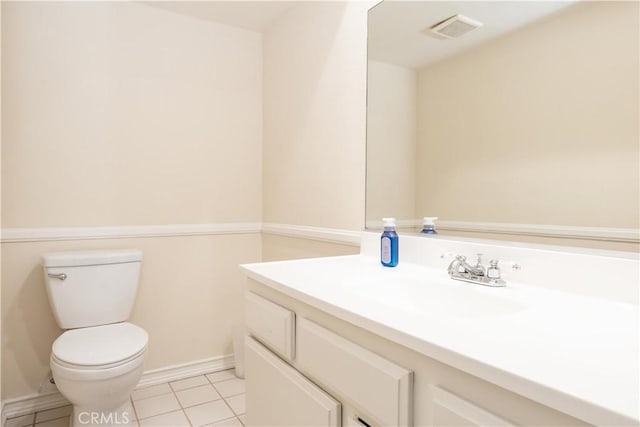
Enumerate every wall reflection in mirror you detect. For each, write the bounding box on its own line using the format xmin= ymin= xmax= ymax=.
xmin=366 ymin=1 xmax=639 ymax=251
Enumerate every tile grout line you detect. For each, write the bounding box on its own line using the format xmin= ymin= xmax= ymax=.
xmin=135 ymin=407 xmax=182 ymax=423
xmin=10 ymin=371 xmax=242 ymax=427
xmin=157 ymin=372 xmax=237 ymax=427
xmin=184 ymin=372 xmax=244 ymax=427
xmin=129 ymin=396 xmax=140 ymax=425
xmin=220 ymin=387 xmax=246 ymax=423
xmin=134 ymin=380 xmax=189 ymax=423
xmin=206 ymin=372 xmax=246 ymax=425
xmin=218 ymin=392 xmax=245 ymax=421
xmin=132 ymin=386 xmax=174 ymax=403
xmin=34 ymin=416 xmax=69 ymax=426
xmin=135 ymin=375 xmax=208 ymax=423
xmin=170 ymin=387 xmax=194 ymax=427
xmin=212 ymin=415 xmax=242 ymax=427
xmin=219 ymin=397 xmax=238 ymax=420
xmin=32 ymin=405 xmax=73 ymax=427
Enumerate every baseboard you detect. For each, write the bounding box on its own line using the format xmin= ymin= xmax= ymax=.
xmin=136 ymin=354 xmax=234 ymax=388
xmin=1 ymin=354 xmax=235 ymax=423
xmin=1 ymin=392 xmax=69 ymax=426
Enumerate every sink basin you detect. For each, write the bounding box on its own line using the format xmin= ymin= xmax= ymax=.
xmin=342 ymin=274 xmax=527 ymax=318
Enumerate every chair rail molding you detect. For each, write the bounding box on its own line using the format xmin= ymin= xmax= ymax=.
xmin=1 ymin=222 xmax=363 ymax=245
xmin=365 ymin=219 xmax=639 ymax=243
xmin=0 ymin=223 xmax=262 ymax=243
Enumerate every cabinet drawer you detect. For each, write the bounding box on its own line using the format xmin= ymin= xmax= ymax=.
xmin=297 ymin=318 xmax=413 ymax=427
xmin=245 ymin=337 xmax=341 ymax=427
xmin=245 ymin=292 xmax=295 ymax=361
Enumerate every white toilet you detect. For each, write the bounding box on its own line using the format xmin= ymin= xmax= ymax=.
xmin=42 ymin=250 xmax=148 ymax=427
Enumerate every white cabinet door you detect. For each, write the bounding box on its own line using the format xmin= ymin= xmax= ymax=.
xmin=429 ymin=386 xmax=516 ymax=427
xmin=245 ymin=336 xmax=341 ymax=427
xmin=297 ymin=318 xmax=413 ymax=427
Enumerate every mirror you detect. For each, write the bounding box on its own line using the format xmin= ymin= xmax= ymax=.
xmin=366 ymin=1 xmax=639 ymax=251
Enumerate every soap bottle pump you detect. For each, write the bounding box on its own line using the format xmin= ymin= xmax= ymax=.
xmin=381 ymin=217 xmax=399 ymax=267
xmin=421 ymin=217 xmax=438 ymax=234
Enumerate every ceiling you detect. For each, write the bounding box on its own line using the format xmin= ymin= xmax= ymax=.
xmin=142 ymin=1 xmax=298 ymax=32
xmin=368 ymin=1 xmax=577 ymax=69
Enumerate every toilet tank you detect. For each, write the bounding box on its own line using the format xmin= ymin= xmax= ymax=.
xmin=42 ymin=249 xmax=143 ymax=329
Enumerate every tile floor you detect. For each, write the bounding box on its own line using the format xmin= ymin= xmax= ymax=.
xmin=5 ymin=369 xmax=246 ymax=427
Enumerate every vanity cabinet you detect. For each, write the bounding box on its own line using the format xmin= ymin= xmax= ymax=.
xmin=244 ymin=292 xmax=414 ymax=427
xmin=243 ymin=286 xmax=588 ymax=427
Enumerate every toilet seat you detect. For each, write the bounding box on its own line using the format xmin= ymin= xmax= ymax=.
xmin=51 ymin=349 xmax=145 ymax=382
xmin=52 ymin=322 xmax=148 ymax=369
xmin=52 ymin=347 xmax=146 ymax=370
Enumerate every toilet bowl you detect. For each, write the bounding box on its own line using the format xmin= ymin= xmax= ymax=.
xmin=42 ymin=250 xmax=147 ymax=427
xmin=50 ymin=322 xmax=148 ymax=427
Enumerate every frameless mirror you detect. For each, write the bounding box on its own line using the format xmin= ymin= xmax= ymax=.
xmin=366 ymin=1 xmax=639 ymax=250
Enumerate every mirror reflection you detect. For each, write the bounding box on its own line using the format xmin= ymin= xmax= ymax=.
xmin=366 ymin=1 xmax=639 ymax=250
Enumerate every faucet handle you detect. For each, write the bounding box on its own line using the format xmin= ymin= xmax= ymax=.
xmin=473 ymin=253 xmax=487 ymax=276
xmin=440 ymin=252 xmax=456 ymax=261
xmin=500 ymin=260 xmax=522 ymax=271
xmin=487 ymin=259 xmax=501 ymax=280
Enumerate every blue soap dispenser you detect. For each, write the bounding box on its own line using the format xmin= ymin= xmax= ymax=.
xmin=381 ymin=217 xmax=399 ymax=267
xmin=421 ymin=217 xmax=438 ymax=234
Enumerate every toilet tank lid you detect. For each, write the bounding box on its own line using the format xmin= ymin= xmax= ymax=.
xmin=42 ymin=249 xmax=142 ymax=267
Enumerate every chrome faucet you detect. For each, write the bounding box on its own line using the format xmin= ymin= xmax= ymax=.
xmin=447 ymin=253 xmax=506 ymax=287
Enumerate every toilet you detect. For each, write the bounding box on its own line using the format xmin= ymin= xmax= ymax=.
xmin=42 ymin=250 xmax=148 ymax=427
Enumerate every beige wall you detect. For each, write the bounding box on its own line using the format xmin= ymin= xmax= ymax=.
xmin=415 ymin=1 xmax=639 ymax=230
xmin=262 ymin=1 xmax=370 ymax=231
xmin=262 ymin=234 xmax=358 ymax=262
xmin=2 ymin=1 xmax=262 ymax=227
xmin=1 ymin=0 xmax=375 ymax=402
xmin=1 ymin=2 xmax=263 ymax=399
xmin=366 ymin=60 xmax=416 ymax=224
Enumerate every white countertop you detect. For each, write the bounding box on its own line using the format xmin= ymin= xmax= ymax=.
xmin=240 ymin=254 xmax=639 ymax=426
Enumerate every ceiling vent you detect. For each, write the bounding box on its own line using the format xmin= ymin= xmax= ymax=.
xmin=428 ymin=14 xmax=483 ymax=39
